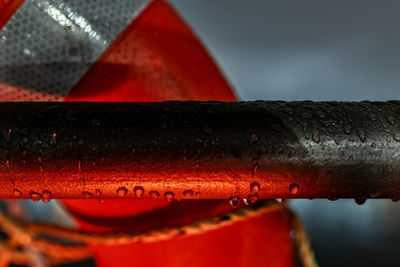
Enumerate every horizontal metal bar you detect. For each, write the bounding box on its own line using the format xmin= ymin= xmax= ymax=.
xmin=0 ymin=101 xmax=400 ymax=200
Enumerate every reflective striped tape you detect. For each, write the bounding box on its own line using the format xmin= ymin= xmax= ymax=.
xmin=0 ymin=0 xmax=149 ymax=101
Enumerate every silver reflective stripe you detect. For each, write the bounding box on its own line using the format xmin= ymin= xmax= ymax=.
xmin=0 ymin=0 xmax=149 ymax=101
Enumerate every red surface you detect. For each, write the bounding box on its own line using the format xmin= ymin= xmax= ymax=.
xmin=0 ymin=0 xmax=25 ymax=30
xmin=92 ymin=207 xmax=294 ymax=267
xmin=65 ymin=0 xmax=236 ymax=102
xmin=2 ymin=0 xmax=296 ymax=266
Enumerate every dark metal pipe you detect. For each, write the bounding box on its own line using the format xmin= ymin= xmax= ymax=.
xmin=0 ymin=101 xmax=400 ymax=200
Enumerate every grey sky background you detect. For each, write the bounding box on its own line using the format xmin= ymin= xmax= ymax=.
xmin=171 ymin=0 xmax=400 ymax=101
xmin=169 ymin=1 xmax=400 ymax=266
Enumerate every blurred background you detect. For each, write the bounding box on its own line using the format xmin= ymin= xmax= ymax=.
xmin=168 ymin=1 xmax=400 ymax=266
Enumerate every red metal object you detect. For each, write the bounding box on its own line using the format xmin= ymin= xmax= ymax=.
xmin=65 ymin=0 xmax=236 ymax=102
xmin=0 ymin=0 xmax=24 ymax=30
xmin=1 ymin=101 xmax=398 ymax=200
xmin=0 ymin=0 xmax=296 ymax=266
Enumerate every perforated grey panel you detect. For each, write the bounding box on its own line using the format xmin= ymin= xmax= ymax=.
xmin=0 ymin=0 xmax=149 ymax=101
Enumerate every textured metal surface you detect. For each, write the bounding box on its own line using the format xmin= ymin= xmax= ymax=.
xmin=0 ymin=0 xmax=149 ymax=101
xmin=0 ymin=101 xmax=400 ymax=200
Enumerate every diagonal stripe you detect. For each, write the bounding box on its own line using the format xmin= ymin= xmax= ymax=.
xmin=0 ymin=0 xmax=149 ymax=101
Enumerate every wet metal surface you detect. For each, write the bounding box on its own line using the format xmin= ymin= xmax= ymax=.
xmin=0 ymin=101 xmax=400 ymax=199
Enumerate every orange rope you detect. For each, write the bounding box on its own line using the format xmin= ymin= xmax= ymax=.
xmin=0 ymin=200 xmax=317 ymax=266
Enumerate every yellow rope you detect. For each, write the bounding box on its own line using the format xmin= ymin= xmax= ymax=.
xmin=28 ymin=201 xmax=284 ymax=245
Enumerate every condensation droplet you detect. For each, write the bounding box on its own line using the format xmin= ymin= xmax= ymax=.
xmin=183 ymin=189 xmax=194 ymax=198
xmin=387 ymin=116 xmax=395 ymax=125
xmin=247 ymin=194 xmax=259 ymax=204
xmin=164 ymin=192 xmax=175 ymax=201
xmin=42 ymin=190 xmax=52 ymax=202
xmin=327 ymin=195 xmax=338 ymax=201
xmin=150 ymin=191 xmax=160 ymax=199
xmin=384 ymin=126 xmax=392 ymax=133
xmin=316 ymin=111 xmax=326 ymax=119
xmin=81 ymin=191 xmax=92 ymax=199
xmin=134 ymin=186 xmax=144 ymax=198
xmin=117 ymin=187 xmax=128 ymax=197
xmin=357 ymin=129 xmax=366 ymax=142
xmin=13 ymin=189 xmax=22 ymax=197
xmin=229 ymin=196 xmax=240 ymax=207
xmin=354 ymin=196 xmax=367 ymax=205
xmin=30 ymin=191 xmax=41 ymax=202
xmin=393 ymin=132 xmax=400 ymax=142
xmin=23 ymin=48 xmax=31 ymax=55
xmin=250 ymin=182 xmax=260 ymax=193
xmin=289 ymin=184 xmax=299 ymax=195
xmin=343 ymin=125 xmax=352 ymax=135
